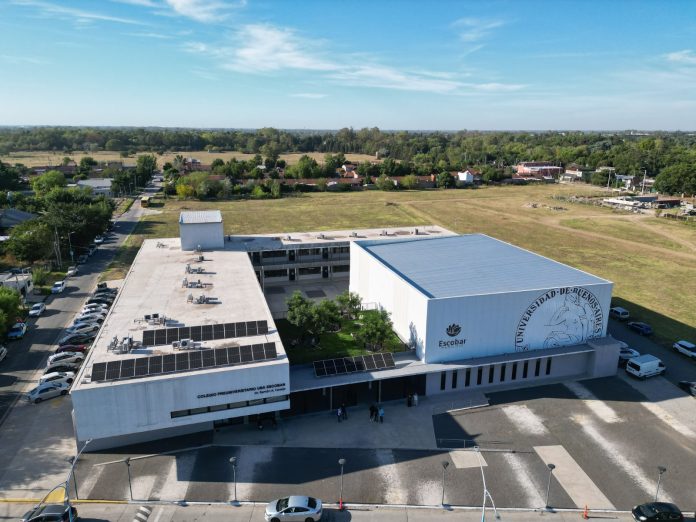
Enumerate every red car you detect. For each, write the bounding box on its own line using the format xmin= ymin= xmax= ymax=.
xmin=55 ymin=344 xmax=88 ymax=354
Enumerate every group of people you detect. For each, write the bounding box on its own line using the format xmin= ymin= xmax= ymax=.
xmin=337 ymin=403 xmax=386 ymax=423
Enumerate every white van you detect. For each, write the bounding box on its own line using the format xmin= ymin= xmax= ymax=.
xmin=609 ymin=307 xmax=630 ymax=320
xmin=625 ymin=354 xmax=666 ymax=379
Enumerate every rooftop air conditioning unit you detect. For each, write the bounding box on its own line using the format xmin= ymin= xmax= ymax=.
xmin=317 ymin=233 xmax=325 ymax=239
xmin=350 ymin=232 xmax=357 ymax=238
xmin=286 ymin=235 xmax=292 ymax=241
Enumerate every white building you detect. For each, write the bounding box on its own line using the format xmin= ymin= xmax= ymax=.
xmin=179 ymin=210 xmax=224 ymax=251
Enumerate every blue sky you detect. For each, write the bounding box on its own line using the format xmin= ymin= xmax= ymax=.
xmin=1 ymin=0 xmax=695 ymax=130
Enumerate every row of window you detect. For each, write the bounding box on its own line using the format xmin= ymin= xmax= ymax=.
xmin=257 ymin=246 xmax=351 ymax=259
xmin=262 ymin=265 xmax=350 ymax=278
xmin=439 ymin=358 xmax=553 ymax=390
xmin=171 ymin=395 xmax=288 ymax=419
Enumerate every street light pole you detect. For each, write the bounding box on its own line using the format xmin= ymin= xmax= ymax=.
xmin=229 ymin=456 xmax=237 ymax=504
xmin=124 ymin=458 xmax=133 ymax=501
xmin=338 ymin=458 xmax=346 ymax=511
xmin=473 ymin=446 xmax=500 ymax=522
xmin=545 ymin=463 xmax=556 ymax=510
xmin=66 ymin=438 xmax=92 ymax=501
xmin=655 ymin=466 xmax=667 ymax=502
xmin=68 ymin=232 xmax=75 ymax=264
xmin=441 ymin=461 xmax=450 ymax=506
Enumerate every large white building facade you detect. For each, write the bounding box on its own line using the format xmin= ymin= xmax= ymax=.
xmin=71 ymin=214 xmax=620 ymax=450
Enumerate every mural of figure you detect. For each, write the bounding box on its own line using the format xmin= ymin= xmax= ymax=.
xmin=543 ymin=291 xmax=592 ymax=348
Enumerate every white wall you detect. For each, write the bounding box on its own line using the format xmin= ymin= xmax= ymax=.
xmin=179 ymin=222 xmax=224 ymax=251
xmin=71 ymin=360 xmax=289 ymax=442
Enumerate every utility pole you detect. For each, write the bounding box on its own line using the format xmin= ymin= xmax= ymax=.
xmin=641 ymin=168 xmax=647 ymax=195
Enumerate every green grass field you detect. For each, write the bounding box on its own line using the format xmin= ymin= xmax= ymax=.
xmin=102 ymin=185 xmax=696 ymax=348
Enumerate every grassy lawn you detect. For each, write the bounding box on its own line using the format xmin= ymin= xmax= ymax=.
xmin=276 ymin=311 xmax=407 ymax=365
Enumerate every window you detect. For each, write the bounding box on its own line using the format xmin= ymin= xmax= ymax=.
xmin=523 ymin=361 xmax=529 ymax=378
xmin=440 ymin=371 xmax=446 ymax=390
xmin=262 ymin=250 xmax=287 ymax=259
xmin=546 ymin=358 xmax=552 ymax=375
xmin=332 ymin=265 xmax=350 ymax=273
xmin=264 ymin=269 xmax=288 ymax=278
xmin=465 ymin=368 xmax=471 ymax=387
xmin=189 ymin=407 xmax=208 ymax=415
xmin=451 ymin=371 xmax=458 ymax=389
xmin=488 ymin=366 xmax=494 ymax=384
xmin=209 ymin=403 xmax=228 ymax=412
xmin=298 ymin=266 xmax=321 ymax=276
xmin=299 ymin=248 xmax=321 ymax=256
xmin=534 ymin=359 xmax=541 ymax=377
xmin=171 ymin=409 xmax=189 ymax=418
xmin=500 ymin=364 xmax=506 ymax=382
xmin=511 ymin=362 xmax=518 ymax=380
xmin=477 ymin=367 xmax=483 ymax=385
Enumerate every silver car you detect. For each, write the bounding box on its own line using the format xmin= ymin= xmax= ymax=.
xmin=265 ymin=496 xmax=323 ymax=522
xmin=27 ymin=382 xmax=68 ymax=404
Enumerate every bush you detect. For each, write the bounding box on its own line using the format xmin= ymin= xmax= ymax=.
xmin=32 ymin=266 xmax=49 ymax=286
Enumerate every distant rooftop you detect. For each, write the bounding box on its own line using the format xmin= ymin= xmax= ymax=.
xmin=179 ymin=210 xmax=222 ymax=224
xmin=357 ymin=234 xmax=612 ymax=299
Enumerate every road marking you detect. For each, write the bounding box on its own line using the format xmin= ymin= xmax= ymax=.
xmin=571 ymin=415 xmax=673 ymax=503
xmin=501 ymin=404 xmax=548 ymax=435
xmin=449 ymin=450 xmax=487 ymax=469
xmin=133 ymin=505 xmax=152 ymax=522
xmin=564 ymin=382 xmax=622 ymax=423
xmin=534 ymin=444 xmax=614 ymax=509
xmin=500 ymin=452 xmax=544 ymax=508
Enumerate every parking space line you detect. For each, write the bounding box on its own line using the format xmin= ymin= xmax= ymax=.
xmin=534 ymin=445 xmax=615 ymax=509
xmin=564 ymin=382 xmax=622 ymax=423
xmin=501 ymin=404 xmax=548 ymax=435
xmin=500 ymin=452 xmax=544 ymax=508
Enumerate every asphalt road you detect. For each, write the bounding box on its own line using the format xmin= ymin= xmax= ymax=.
xmin=0 ymin=199 xmax=142 ymax=426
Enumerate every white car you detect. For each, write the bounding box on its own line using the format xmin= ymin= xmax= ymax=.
xmin=66 ymin=265 xmax=78 ymax=277
xmin=47 ymin=351 xmax=85 ymax=367
xmin=65 ymin=323 xmax=100 ymax=335
xmin=26 ymin=382 xmax=68 ymax=404
xmin=82 ymin=304 xmax=109 ymax=314
xmin=75 ymin=312 xmax=107 ymax=323
xmin=94 ymin=235 xmax=104 ymax=245
xmin=39 ymin=371 xmax=75 ymax=386
xmin=673 ymin=340 xmax=696 ymax=359
xmin=51 ymin=281 xmax=66 ymax=294
xmin=27 ymin=303 xmax=46 ymax=317
xmin=0 ymin=346 xmax=7 ymax=363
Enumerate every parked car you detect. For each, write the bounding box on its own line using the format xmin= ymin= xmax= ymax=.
xmin=94 ymin=287 xmax=117 ymax=296
xmin=27 ymin=303 xmax=46 ymax=317
xmin=7 ymin=322 xmax=27 ymax=340
xmin=77 ymin=254 xmax=88 ymax=264
xmin=74 ymin=313 xmax=106 ymax=324
xmin=609 ymin=306 xmax=630 ymax=320
xmin=677 ymin=381 xmax=696 ymax=397
xmin=55 ymin=344 xmax=88 ymax=354
xmin=66 ymin=265 xmax=78 ymax=277
xmin=58 ymin=331 xmax=97 ymax=346
xmin=20 ymin=503 xmax=77 ymax=522
xmin=48 ymin=352 xmax=85 ymax=367
xmin=618 ymin=347 xmax=641 ymax=368
xmin=627 ymin=321 xmax=653 ymax=336
xmin=82 ymin=303 xmax=109 ymax=312
xmin=631 ymin=502 xmax=683 ymax=522
xmin=86 ymin=297 xmax=114 ymax=307
xmin=51 ymin=281 xmax=66 ymax=294
xmin=26 ymin=382 xmax=69 ymax=404
xmin=94 ymin=235 xmax=104 ymax=244
xmin=44 ymin=362 xmax=81 ymax=374
xmin=39 ymin=371 xmax=75 ymax=386
xmin=625 ymin=354 xmax=666 ymax=379
xmin=0 ymin=346 xmax=7 ymax=363
xmin=265 ymin=496 xmax=323 ymax=522
xmin=672 ymin=340 xmax=696 ymax=359
xmin=65 ymin=323 xmax=100 ymax=335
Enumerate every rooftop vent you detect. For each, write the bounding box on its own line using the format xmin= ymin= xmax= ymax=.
xmin=350 ymin=231 xmax=358 ymax=238
xmin=317 ymin=233 xmax=325 ymax=240
xmin=286 ymin=235 xmax=292 ymax=241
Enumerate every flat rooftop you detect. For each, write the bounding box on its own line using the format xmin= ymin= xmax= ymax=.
xmin=74 ymin=236 xmax=285 ymax=390
xmin=226 ymin=225 xmax=454 ymax=251
xmin=358 ymin=234 xmax=612 ymax=299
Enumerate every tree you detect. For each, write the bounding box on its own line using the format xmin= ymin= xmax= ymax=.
xmin=590 ymin=170 xmax=609 ymax=186
xmin=176 ymin=183 xmax=195 ymax=199
xmin=316 ymin=178 xmax=328 ymax=191
xmin=354 ymin=309 xmax=393 ymax=351
xmin=401 ymin=174 xmax=419 ymax=190
xmin=375 ymin=174 xmax=395 ymax=191
xmin=336 ymin=290 xmax=362 ymax=319
xmin=436 ymin=171 xmax=454 ymax=188
xmin=105 ymin=139 xmax=123 ymax=151
xmin=286 ymin=291 xmax=315 ymax=340
xmin=78 ymin=156 xmax=97 ymax=176
xmin=31 ymin=170 xmax=66 ymax=196
xmin=5 ymin=219 xmax=53 ymax=262
xmin=655 ymin=163 xmax=696 ymax=195
xmin=136 ymin=154 xmax=157 ymax=185
xmin=313 ymin=299 xmax=340 ymax=335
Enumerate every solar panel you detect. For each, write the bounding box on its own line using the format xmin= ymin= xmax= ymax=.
xmin=178 ymin=327 xmax=191 ymax=341
xmin=149 ymin=355 xmax=162 ymax=374
xmin=373 ymin=354 xmax=386 ymax=369
xmin=162 ymin=354 xmax=176 ymax=373
xmin=212 ymin=324 xmax=225 ymax=340
xmin=383 ymin=352 xmax=396 ymax=368
xmin=251 ymin=343 xmax=265 ymax=360
xmin=223 ymin=323 xmax=236 ymax=338
xmin=334 ymin=358 xmax=347 ymax=374
xmin=312 ymin=352 xmax=397 ymax=378
xmin=190 ymin=326 xmax=202 ymax=341
xmin=135 ymin=358 xmax=149 ymax=377
xmin=353 ymin=356 xmax=366 ymax=372
xmin=201 ymin=349 xmax=216 ymax=368
xmin=240 ymin=345 xmax=253 ymax=363
xmin=189 ymin=350 xmax=202 ymax=369
xmin=228 ymin=346 xmax=241 ymax=364
xmin=313 ymin=360 xmax=327 ymax=377
xmin=155 ymin=329 xmax=167 ymax=346
xmin=175 ymin=352 xmax=189 ymax=371
xmin=325 ymin=359 xmax=337 ymax=375
xmin=257 ymin=320 xmax=269 ymax=334
xmin=264 ymin=342 xmax=277 ymax=359
xmin=214 ymin=347 xmax=228 ymax=366
xmin=246 ymin=321 xmax=258 ymax=336
xmin=105 ymin=361 xmax=121 ymax=380
xmin=364 ymin=356 xmax=376 ymax=370
xmin=166 ymin=328 xmax=179 ymax=344
xmin=236 ymin=322 xmax=247 ymax=337
xmin=201 ymin=325 xmax=214 ymax=341
xmin=345 ymin=358 xmax=356 ymax=373
xmin=91 ymin=362 xmax=106 ymax=381
xmin=142 ymin=331 xmax=155 ymax=347
xmin=120 ymin=359 xmax=135 ymax=378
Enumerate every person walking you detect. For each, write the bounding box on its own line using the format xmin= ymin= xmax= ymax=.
xmin=378 ymin=405 xmax=384 ymax=424
xmin=369 ymin=404 xmax=376 ymax=422
xmin=413 ymin=392 xmax=419 ymax=407
xmin=341 ymin=402 xmax=348 ymax=421
xmin=337 ymin=407 xmax=342 ymax=423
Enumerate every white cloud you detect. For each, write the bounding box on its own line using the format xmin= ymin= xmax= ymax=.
xmin=452 ymin=17 xmax=505 ymax=43
xmin=126 ymin=31 xmax=172 ymax=39
xmin=665 ymin=49 xmax=696 ymax=65
xmin=290 ymin=93 xmax=328 ymax=99
xmin=184 ymin=23 xmax=523 ymax=96
xmin=109 ymin=0 xmax=160 ymax=6
xmin=10 ymin=0 xmax=146 ymax=25
xmin=165 ymin=0 xmax=244 ymax=23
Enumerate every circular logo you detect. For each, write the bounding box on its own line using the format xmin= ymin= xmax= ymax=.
xmin=446 ymin=324 xmax=462 ymax=337
xmin=514 ymin=287 xmax=604 ymax=352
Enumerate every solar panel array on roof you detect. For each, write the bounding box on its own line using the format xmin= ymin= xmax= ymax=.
xmin=90 ymin=342 xmax=278 ymax=383
xmin=313 ymin=352 xmax=395 ymax=378
xmin=141 ymin=320 xmax=268 ymax=347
